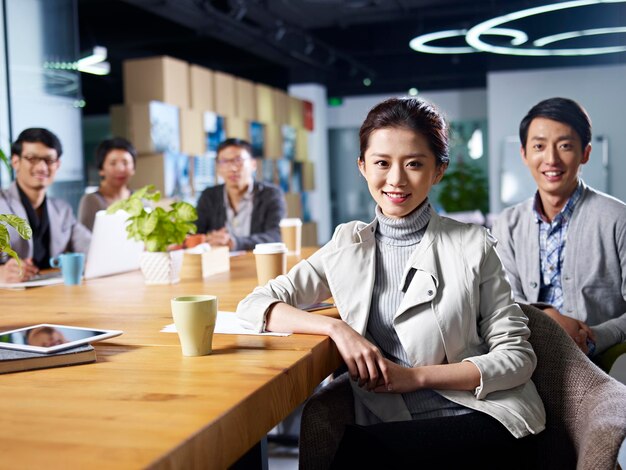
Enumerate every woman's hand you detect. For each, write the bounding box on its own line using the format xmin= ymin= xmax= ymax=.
xmin=373 ymin=359 xmax=418 ymax=394
xmin=329 ymin=321 xmax=389 ymax=391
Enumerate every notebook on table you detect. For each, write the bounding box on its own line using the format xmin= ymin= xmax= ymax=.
xmin=83 ymin=210 xmax=144 ymax=279
xmin=0 ymin=343 xmax=96 ymax=374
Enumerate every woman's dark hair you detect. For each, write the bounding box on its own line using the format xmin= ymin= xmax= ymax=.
xmin=95 ymin=137 xmax=137 ymax=170
xmin=11 ymin=128 xmax=63 ymax=158
xmin=358 ymin=97 xmax=450 ymax=166
xmin=519 ymin=97 xmax=591 ymax=151
xmin=217 ymin=138 xmax=253 ymax=157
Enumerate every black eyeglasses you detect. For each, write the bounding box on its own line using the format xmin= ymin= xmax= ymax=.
xmin=216 ymin=156 xmax=249 ymax=167
xmin=20 ymin=154 xmax=59 ymax=167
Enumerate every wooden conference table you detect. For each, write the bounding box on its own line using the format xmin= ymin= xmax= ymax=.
xmin=0 ymin=248 xmax=342 ymax=469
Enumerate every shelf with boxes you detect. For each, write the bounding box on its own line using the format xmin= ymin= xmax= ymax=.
xmin=109 ymin=55 xmax=318 ymax=246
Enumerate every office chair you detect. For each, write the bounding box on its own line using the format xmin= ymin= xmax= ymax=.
xmin=299 ymin=303 xmax=626 ymax=470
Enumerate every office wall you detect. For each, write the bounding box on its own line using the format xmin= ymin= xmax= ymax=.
xmin=327 ymin=89 xmax=487 ymax=128
xmin=289 ymin=83 xmax=333 ymax=244
xmin=488 ymin=64 xmax=626 ymax=213
xmin=326 ymin=89 xmax=488 ymax=229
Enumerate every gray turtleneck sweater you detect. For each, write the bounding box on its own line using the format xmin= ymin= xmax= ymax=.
xmin=367 ymin=202 xmax=471 ymax=419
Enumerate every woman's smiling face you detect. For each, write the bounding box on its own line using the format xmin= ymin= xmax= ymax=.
xmin=359 ymin=127 xmax=446 ymax=219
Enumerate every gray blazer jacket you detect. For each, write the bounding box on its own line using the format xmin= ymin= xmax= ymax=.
xmin=238 ymin=212 xmax=545 ymax=438
xmin=0 ymin=182 xmax=91 ymax=262
xmin=492 ymin=182 xmax=626 ymax=353
xmin=195 ymin=181 xmax=286 ymax=251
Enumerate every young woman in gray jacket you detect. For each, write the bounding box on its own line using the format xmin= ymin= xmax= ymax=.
xmin=237 ymin=97 xmax=545 ymax=467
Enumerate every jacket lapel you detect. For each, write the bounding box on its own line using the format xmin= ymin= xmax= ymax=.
xmin=394 ymin=212 xmax=440 ymax=319
xmin=323 ymin=220 xmax=377 ymax=335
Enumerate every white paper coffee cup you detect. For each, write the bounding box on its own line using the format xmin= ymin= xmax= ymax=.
xmin=253 ymin=243 xmax=287 ymax=285
xmin=279 ymin=218 xmax=302 ymax=255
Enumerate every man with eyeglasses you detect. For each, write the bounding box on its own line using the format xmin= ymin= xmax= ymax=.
xmin=0 ymin=128 xmax=91 ymax=283
xmin=195 ymin=138 xmax=285 ymax=251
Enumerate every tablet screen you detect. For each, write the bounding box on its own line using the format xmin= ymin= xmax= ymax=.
xmin=0 ymin=324 xmax=123 ymax=354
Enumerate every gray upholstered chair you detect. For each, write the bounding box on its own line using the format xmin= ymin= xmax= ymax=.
xmin=299 ymin=303 xmax=626 ymax=470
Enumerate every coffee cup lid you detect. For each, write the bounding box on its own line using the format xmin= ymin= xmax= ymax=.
xmin=253 ymin=242 xmax=287 ymax=254
xmin=279 ymin=218 xmax=302 ymax=227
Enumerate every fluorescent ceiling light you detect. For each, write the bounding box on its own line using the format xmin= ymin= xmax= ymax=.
xmin=77 ymin=46 xmax=108 ymax=67
xmin=78 ymin=62 xmax=110 ymax=76
xmin=466 ymin=0 xmax=626 ymax=56
xmin=533 ymin=26 xmax=626 ymax=46
xmin=77 ymin=46 xmax=110 ymax=75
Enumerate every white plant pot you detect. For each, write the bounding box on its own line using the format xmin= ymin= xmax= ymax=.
xmin=139 ymin=250 xmax=184 ymax=285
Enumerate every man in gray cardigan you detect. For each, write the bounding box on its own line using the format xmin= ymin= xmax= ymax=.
xmin=0 ymin=128 xmax=91 ymax=283
xmin=195 ymin=138 xmax=285 ymax=251
xmin=492 ymin=97 xmax=626 ymax=358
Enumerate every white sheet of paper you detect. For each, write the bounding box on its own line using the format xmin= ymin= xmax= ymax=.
xmin=0 ymin=275 xmax=64 ymax=290
xmin=161 ymin=310 xmax=291 ymax=337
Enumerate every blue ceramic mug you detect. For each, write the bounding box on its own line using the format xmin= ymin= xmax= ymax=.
xmin=49 ymin=253 xmax=85 ymax=285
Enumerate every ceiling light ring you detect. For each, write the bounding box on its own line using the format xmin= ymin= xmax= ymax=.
xmin=465 ymin=0 xmax=626 ymax=56
xmin=409 ymin=28 xmax=529 ymax=54
xmin=533 ymin=26 xmax=626 ymax=46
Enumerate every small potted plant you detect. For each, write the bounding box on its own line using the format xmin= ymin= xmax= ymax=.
xmin=0 ymin=149 xmax=32 ymax=266
xmin=107 ymin=185 xmax=198 ymax=284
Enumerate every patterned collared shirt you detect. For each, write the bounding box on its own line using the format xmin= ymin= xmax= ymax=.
xmin=534 ymin=181 xmax=583 ymax=310
xmin=223 ymin=180 xmax=254 ymax=240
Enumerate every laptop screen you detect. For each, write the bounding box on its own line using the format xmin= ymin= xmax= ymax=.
xmin=83 ymin=210 xmax=144 ymax=279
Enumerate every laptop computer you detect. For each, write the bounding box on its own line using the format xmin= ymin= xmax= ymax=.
xmin=83 ymin=210 xmax=144 ymax=279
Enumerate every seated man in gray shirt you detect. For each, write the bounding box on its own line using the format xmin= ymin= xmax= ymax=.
xmin=0 ymin=128 xmax=91 ymax=283
xmin=492 ymin=97 xmax=626 ymax=358
xmin=195 ymin=138 xmax=286 ymax=251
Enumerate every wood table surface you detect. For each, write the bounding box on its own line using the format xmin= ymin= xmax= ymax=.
xmin=0 ymin=249 xmax=342 ymax=469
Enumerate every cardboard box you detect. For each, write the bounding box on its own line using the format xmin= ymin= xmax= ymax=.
xmin=295 ymin=127 xmax=308 ymax=161
xmin=302 ymin=161 xmax=315 ymax=191
xmin=123 ymin=56 xmax=189 ymax=108
xmin=288 ymin=96 xmax=304 ymax=128
xmin=180 ymin=108 xmax=206 ymax=156
xmin=189 ymin=64 xmax=215 ymax=112
xmin=202 ymin=246 xmax=230 ymax=277
xmin=302 ymin=222 xmax=318 ymax=247
xmin=273 ymin=89 xmax=289 ymax=126
xmin=131 ymin=152 xmax=191 ymax=198
xmin=225 ymin=116 xmax=249 ymax=140
xmin=110 ymin=104 xmax=129 ymax=139
xmin=235 ymin=78 xmax=257 ymax=121
xmin=255 ymin=83 xmax=274 ymax=124
xmin=127 ymin=101 xmax=180 ymax=154
xmin=284 ymin=193 xmax=302 ymax=219
xmin=214 ymin=71 xmax=236 ymax=118
xmin=265 ymin=123 xmax=282 ymax=159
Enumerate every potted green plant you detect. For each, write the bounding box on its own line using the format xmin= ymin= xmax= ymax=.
xmin=107 ymin=185 xmax=198 ymax=284
xmin=0 ymin=148 xmax=32 ymax=266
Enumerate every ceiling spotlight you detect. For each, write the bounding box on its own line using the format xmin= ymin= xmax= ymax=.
xmin=304 ymin=37 xmax=315 ymax=55
xmin=408 ymin=87 xmax=419 ymax=96
xmin=275 ymin=26 xmax=286 ymax=41
xmin=363 ymin=78 xmax=372 ymax=86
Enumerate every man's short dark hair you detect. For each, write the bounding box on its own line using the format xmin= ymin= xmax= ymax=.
xmin=11 ymin=128 xmax=63 ymax=158
xmin=216 ymin=138 xmax=253 ymax=157
xmin=519 ymin=97 xmax=592 ymax=152
xmin=95 ymin=137 xmax=137 ymax=170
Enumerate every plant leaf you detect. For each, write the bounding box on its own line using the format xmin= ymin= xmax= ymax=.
xmin=0 ymin=214 xmax=32 ymax=240
xmin=172 ymin=202 xmax=198 ymax=222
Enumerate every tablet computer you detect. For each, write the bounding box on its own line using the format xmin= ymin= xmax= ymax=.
xmin=0 ymin=324 xmax=123 ymax=354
